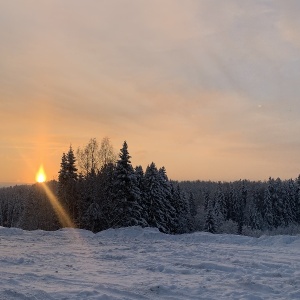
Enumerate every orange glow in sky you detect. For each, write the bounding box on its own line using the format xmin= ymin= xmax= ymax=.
xmin=1 ymin=2 xmax=300 ymax=183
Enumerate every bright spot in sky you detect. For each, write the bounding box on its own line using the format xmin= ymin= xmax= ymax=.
xmin=36 ymin=165 xmax=46 ymax=183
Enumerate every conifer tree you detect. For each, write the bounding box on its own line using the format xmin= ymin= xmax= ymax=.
xmin=170 ymin=183 xmax=190 ymax=233
xmin=188 ymin=192 xmax=197 ymax=231
xmin=158 ymin=167 xmax=177 ymax=233
xmin=272 ymin=178 xmax=284 ymax=228
xmin=245 ymin=189 xmax=263 ymax=230
xmin=58 ymin=153 xmax=68 ymax=185
xmin=144 ymin=162 xmax=169 ymax=232
xmin=234 ymin=181 xmax=247 ymax=234
xmin=263 ymin=180 xmax=274 ymax=229
xmin=58 ymin=146 xmax=79 ymax=226
xmin=203 ymin=189 xmax=210 ymax=211
xmin=67 ymin=146 xmax=78 ymax=181
xmin=111 ymin=141 xmax=146 ymax=228
xmin=295 ymin=175 xmax=300 ymax=224
xmin=281 ymin=179 xmax=295 ymax=226
xmin=95 ymin=162 xmax=116 ymax=230
xmin=213 ymin=184 xmax=226 ymax=230
xmin=205 ymin=197 xmax=216 ymax=233
xmin=135 ymin=166 xmax=145 ymax=195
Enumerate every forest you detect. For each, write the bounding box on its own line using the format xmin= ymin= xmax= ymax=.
xmin=1 ymin=137 xmax=300 ymax=236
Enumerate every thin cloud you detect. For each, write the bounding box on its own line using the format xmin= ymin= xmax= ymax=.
xmin=1 ymin=1 xmax=300 ymax=181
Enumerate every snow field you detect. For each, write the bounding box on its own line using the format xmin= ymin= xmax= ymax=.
xmin=0 ymin=226 xmax=300 ymax=299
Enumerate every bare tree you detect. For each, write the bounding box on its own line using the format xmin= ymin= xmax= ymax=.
xmin=99 ymin=137 xmax=116 ymax=168
xmin=77 ymin=137 xmax=116 ymax=176
xmin=77 ymin=138 xmax=100 ymax=176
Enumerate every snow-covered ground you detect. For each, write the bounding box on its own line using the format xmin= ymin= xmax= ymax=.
xmin=0 ymin=227 xmax=300 ymax=300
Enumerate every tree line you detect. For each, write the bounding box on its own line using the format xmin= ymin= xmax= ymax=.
xmin=0 ymin=138 xmax=196 ymax=234
xmin=1 ymin=137 xmax=300 ymax=236
xmin=181 ymin=177 xmax=300 ymax=235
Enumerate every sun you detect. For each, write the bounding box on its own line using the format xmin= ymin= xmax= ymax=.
xmin=36 ymin=165 xmax=46 ymax=183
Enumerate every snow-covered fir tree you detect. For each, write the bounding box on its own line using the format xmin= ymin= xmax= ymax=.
xmin=204 ymin=196 xmax=216 ymax=233
xmin=158 ymin=167 xmax=177 ymax=233
xmin=143 ymin=162 xmax=170 ymax=233
xmin=244 ymin=188 xmax=263 ymax=230
xmin=58 ymin=146 xmax=79 ymax=226
xmin=213 ymin=183 xmax=226 ymax=231
xmin=188 ymin=192 xmax=197 ymax=231
xmin=170 ymin=183 xmax=191 ymax=234
xmin=263 ymin=179 xmax=274 ymax=229
xmin=281 ymin=179 xmax=296 ymax=226
xmin=111 ymin=141 xmax=147 ymax=228
xmin=234 ymin=181 xmax=247 ymax=234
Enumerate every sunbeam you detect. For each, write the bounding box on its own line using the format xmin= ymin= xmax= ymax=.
xmin=41 ymin=182 xmax=75 ymax=229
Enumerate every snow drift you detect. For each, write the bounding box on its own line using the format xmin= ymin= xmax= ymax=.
xmin=0 ymin=226 xmax=300 ymax=299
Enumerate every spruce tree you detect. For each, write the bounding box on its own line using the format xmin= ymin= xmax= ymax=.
xmin=234 ymin=181 xmax=247 ymax=235
xmin=58 ymin=152 xmax=69 ymax=221
xmin=203 ymin=189 xmax=210 ymax=211
xmin=58 ymin=153 xmax=68 ymax=185
xmin=96 ymin=162 xmax=116 ymax=230
xmin=144 ymin=162 xmax=169 ymax=233
xmin=295 ymin=175 xmax=300 ymax=224
xmin=188 ymin=192 xmax=197 ymax=231
xmin=111 ymin=141 xmax=146 ymax=228
xmin=263 ymin=180 xmax=274 ymax=229
xmin=58 ymin=146 xmax=79 ymax=226
xmin=281 ymin=180 xmax=295 ymax=226
xmin=205 ymin=197 xmax=216 ymax=233
xmin=170 ymin=183 xmax=190 ymax=233
xmin=245 ymin=189 xmax=263 ymax=230
xmin=158 ymin=167 xmax=177 ymax=233
xmin=67 ymin=146 xmax=78 ymax=181
xmin=213 ymin=184 xmax=226 ymax=231
xmin=135 ymin=166 xmax=145 ymax=195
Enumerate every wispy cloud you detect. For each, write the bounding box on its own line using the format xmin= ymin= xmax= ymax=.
xmin=1 ymin=0 xmax=300 ymax=181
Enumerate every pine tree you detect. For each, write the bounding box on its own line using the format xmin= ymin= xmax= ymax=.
xmin=263 ymin=180 xmax=274 ymax=229
xmin=58 ymin=153 xmax=68 ymax=185
xmin=203 ymin=189 xmax=210 ymax=211
xmin=158 ymin=167 xmax=177 ymax=233
xmin=99 ymin=163 xmax=116 ymax=230
xmin=58 ymin=152 xmax=69 ymax=221
xmin=58 ymin=146 xmax=79 ymax=226
xmin=66 ymin=146 xmax=78 ymax=181
xmin=205 ymin=197 xmax=216 ymax=233
xmin=143 ymin=162 xmax=169 ymax=233
xmin=281 ymin=179 xmax=295 ymax=226
xmin=245 ymin=189 xmax=263 ymax=230
xmin=235 ymin=181 xmax=247 ymax=235
xmin=188 ymin=192 xmax=197 ymax=231
xmin=226 ymin=184 xmax=235 ymax=221
xmin=295 ymin=175 xmax=300 ymax=224
xmin=272 ymin=178 xmax=284 ymax=228
xmin=213 ymin=183 xmax=226 ymax=231
xmin=78 ymin=169 xmax=98 ymax=231
xmin=111 ymin=141 xmax=146 ymax=228
xmin=170 ymin=183 xmax=190 ymax=233
xmin=135 ymin=166 xmax=145 ymax=196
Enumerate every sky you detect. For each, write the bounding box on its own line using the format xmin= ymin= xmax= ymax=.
xmin=1 ymin=0 xmax=300 ymax=183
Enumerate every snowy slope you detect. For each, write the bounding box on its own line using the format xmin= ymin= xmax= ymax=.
xmin=0 ymin=226 xmax=300 ymax=300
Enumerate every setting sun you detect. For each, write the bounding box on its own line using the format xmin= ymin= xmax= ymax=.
xmin=36 ymin=165 xmax=46 ymax=183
